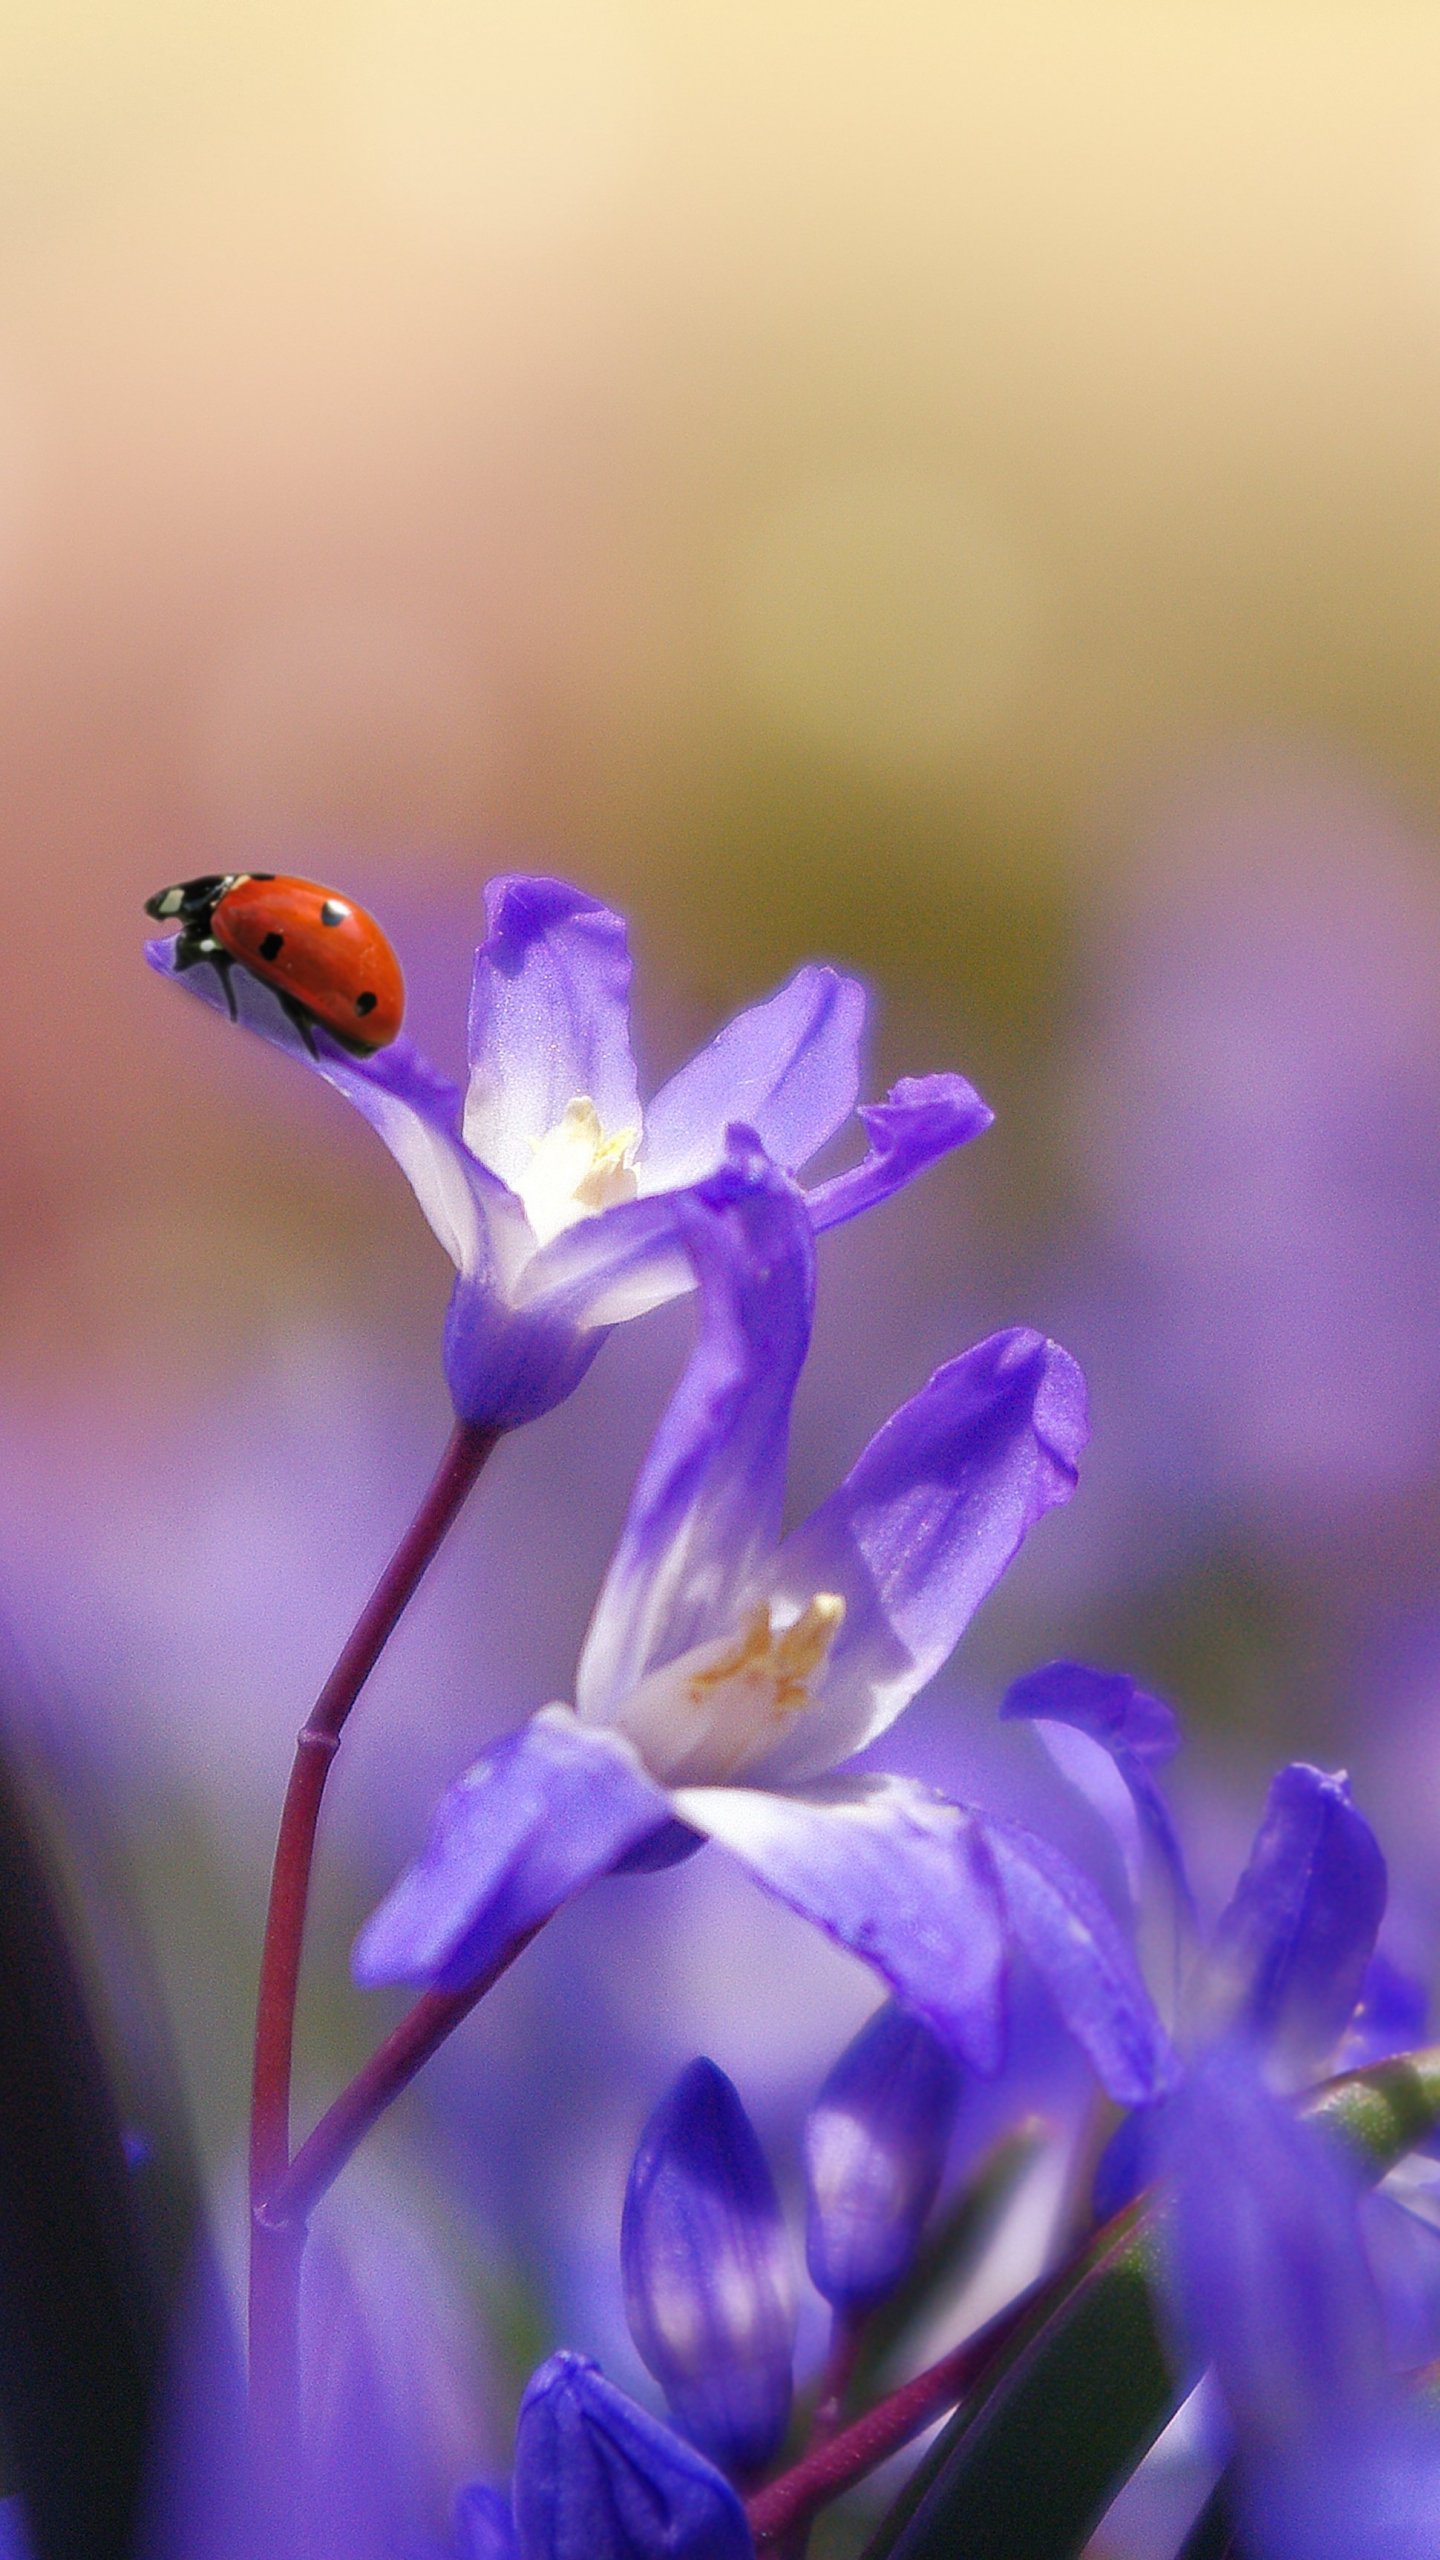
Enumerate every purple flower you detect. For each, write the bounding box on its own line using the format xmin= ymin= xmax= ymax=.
xmin=1070 ymin=775 xmax=1440 ymax=1557
xmin=1024 ymin=1696 xmax=1391 ymax=2216
xmin=803 ymin=2002 xmax=961 ymax=2309
xmin=1168 ymin=2045 xmax=1440 ymax=2560
xmin=1006 ymin=1672 xmax=1386 ymax=2092
xmin=355 ymin=1142 xmax=1175 ymax=2105
xmin=1092 ymin=1772 xmax=1387 ymax=2182
xmin=622 ymin=2059 xmax=795 ymax=2473
xmin=511 ymin=2353 xmax=751 ymax=2560
xmin=147 ymin=874 xmax=990 ymax=1429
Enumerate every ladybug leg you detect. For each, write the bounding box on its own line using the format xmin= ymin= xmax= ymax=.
xmin=203 ymin=949 xmax=239 ymax=1022
xmin=277 ymin=990 xmax=321 ymax=1060
xmin=173 ymin=934 xmax=239 ymax=1022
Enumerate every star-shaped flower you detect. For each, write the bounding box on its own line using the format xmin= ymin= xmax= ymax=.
xmin=354 ymin=1141 xmax=1174 ymax=2104
xmin=147 ymin=874 xmax=991 ymax=1430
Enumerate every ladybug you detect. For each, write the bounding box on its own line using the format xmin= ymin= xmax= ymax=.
xmin=144 ymin=873 xmax=404 ymax=1055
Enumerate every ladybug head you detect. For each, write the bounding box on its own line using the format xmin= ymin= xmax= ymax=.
xmin=144 ymin=875 xmax=230 ymax=925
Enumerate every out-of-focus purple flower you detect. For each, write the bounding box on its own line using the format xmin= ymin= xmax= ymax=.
xmin=148 ymin=874 xmax=990 ymax=1429
xmin=1169 ymin=2045 xmax=1389 ymax=2449
xmin=1074 ymin=1738 xmax=1388 ymax=2217
xmin=296 ymin=2172 xmax=496 ymax=2560
xmin=1015 ymin=1673 xmax=1386 ymax=2087
xmin=803 ymin=2001 xmax=961 ymax=2308
xmin=1000 ymin=1662 xmax=1194 ymax=1928
xmin=1071 ymin=772 xmax=1440 ymax=1558
xmin=1168 ymin=2044 xmax=1440 ymax=2560
xmin=356 ymin=1145 xmax=1174 ymax=2103
xmin=511 ymin=2352 xmax=752 ymax=2560
xmin=1192 ymin=1764 xmax=1387 ymax=2089
xmin=622 ymin=2059 xmax=795 ymax=2474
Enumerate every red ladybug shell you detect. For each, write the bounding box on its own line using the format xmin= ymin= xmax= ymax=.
xmin=212 ymin=877 xmax=404 ymax=1050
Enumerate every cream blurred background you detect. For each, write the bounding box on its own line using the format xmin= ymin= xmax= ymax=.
xmin=7 ymin=0 xmax=1440 ymax=1383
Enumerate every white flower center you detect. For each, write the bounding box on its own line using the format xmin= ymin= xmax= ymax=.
xmin=614 ymin=1593 xmax=846 ymax=1786
xmin=516 ymin=1095 xmax=639 ymax=1248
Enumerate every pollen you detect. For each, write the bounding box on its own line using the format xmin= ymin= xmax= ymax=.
xmin=518 ymin=1096 xmax=640 ymax=1246
xmin=612 ymin=1591 xmax=847 ymax=1784
xmin=688 ymin=1594 xmax=846 ymax=1724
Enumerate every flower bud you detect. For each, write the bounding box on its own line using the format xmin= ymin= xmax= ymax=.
xmin=803 ymin=2003 xmax=961 ymax=2308
xmin=621 ymin=2059 xmax=795 ymax=2474
xmin=453 ymin=2483 xmax=517 ymax=2560
xmin=513 ymin=2353 xmax=751 ymax=2560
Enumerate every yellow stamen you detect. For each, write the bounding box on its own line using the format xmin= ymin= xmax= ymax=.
xmin=518 ymin=1094 xmax=640 ymax=1245
xmin=565 ymin=1101 xmax=640 ymax=1210
xmin=687 ymin=1594 xmax=846 ymax=1727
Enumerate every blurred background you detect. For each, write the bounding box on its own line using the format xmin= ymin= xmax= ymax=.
xmin=3 ymin=0 xmax=1440 ymax=2529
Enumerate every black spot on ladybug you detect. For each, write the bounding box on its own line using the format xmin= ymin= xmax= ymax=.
xmin=260 ymin=931 xmax=285 ymax=961
xmin=354 ymin=990 xmax=378 ymax=1017
xmin=250 ymin=871 xmax=276 ymax=882
xmin=320 ymin=900 xmax=349 ymax=927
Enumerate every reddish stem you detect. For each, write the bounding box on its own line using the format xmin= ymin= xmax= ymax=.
xmin=247 ymin=1419 xmax=500 ymax=2448
xmin=746 ymin=2286 xmax=1038 ymax=2544
xmin=266 ymin=1927 xmax=541 ymax=2228
xmin=765 ymin=2312 xmax=871 ymax=2560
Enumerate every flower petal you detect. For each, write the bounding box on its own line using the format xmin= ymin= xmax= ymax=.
xmin=1001 ymin=1661 xmax=1196 ymax=1925
xmin=670 ymin=1775 xmax=1009 ymax=2073
xmin=641 ymin=966 xmax=865 ymax=1187
xmin=1246 ymin=2421 xmax=1440 ymax=2560
xmin=1001 ymin=1659 xmax=1180 ymax=1766
xmin=512 ymin=2354 xmax=751 ymax=2560
xmin=1167 ymin=2043 xmax=1390 ymax=2454
xmin=973 ymin=1809 xmax=1179 ymax=2104
xmin=1175 ymin=2067 xmax=1440 ymax=2560
xmin=463 ymin=879 xmax=640 ymax=1187
xmin=353 ymin=1709 xmax=670 ymax=1991
xmin=804 ymin=1075 xmax=993 ymax=1233
xmin=147 ymin=932 xmax=500 ymax=1273
xmin=1338 ymin=1951 xmax=1430 ymax=2073
xmin=750 ymin=1329 xmax=1089 ymax=1784
xmin=516 ymin=1191 xmax=696 ymax=1333
xmin=1196 ymin=1764 xmax=1387 ymax=2086
xmin=575 ymin=1144 xmax=814 ymax=1724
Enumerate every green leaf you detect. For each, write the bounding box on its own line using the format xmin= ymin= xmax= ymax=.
xmin=858 ymin=2194 xmax=1171 ymax=2560
xmin=0 ymin=1661 xmax=175 ymax=2560
xmin=858 ymin=2049 xmax=1440 ymax=2560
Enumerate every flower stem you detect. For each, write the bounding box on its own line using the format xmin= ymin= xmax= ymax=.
xmin=247 ymin=1418 xmax=501 ymax=2456
xmin=266 ymin=1926 xmax=541 ymax=2228
xmin=746 ymin=2286 xmax=1038 ymax=2544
